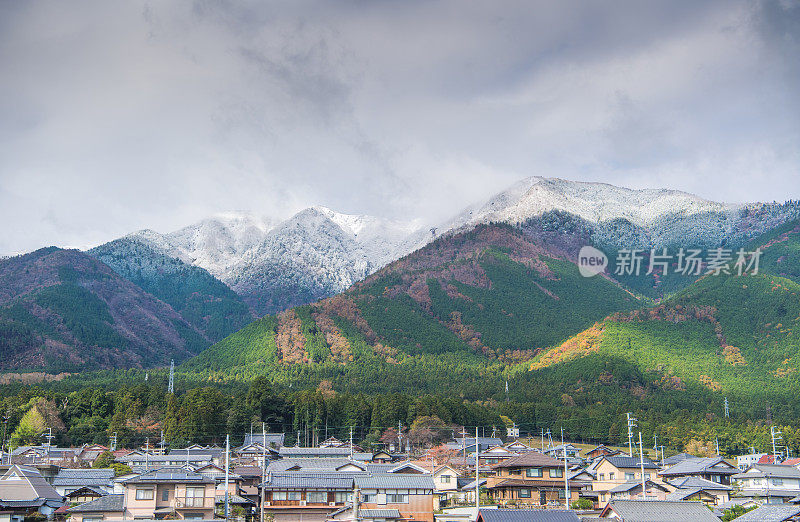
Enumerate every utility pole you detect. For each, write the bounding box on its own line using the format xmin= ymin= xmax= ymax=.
xmin=399 ymin=421 xmax=403 ymax=454
xmin=160 ymin=430 xmax=165 ymax=455
xmin=110 ymin=432 xmax=117 ymax=452
xmin=224 ymin=434 xmax=229 ymax=521
xmin=653 ymin=433 xmax=658 ymax=458
xmin=168 ymin=359 xmax=174 ymax=395
xmin=145 ymin=438 xmax=149 ymax=469
xmin=349 ymin=427 xmax=354 ymax=459
xmin=1 ymin=412 xmax=9 ymax=464
xmin=561 ymin=427 xmax=569 ymax=507
xmin=626 ymin=413 xmax=637 ymax=457
xmin=475 ymin=427 xmax=480 ymax=510
xmin=541 ymin=428 xmax=545 ymax=451
xmin=724 ymin=397 xmax=730 ymax=418
xmin=638 ymin=432 xmax=646 ymax=499
xmin=260 ymin=423 xmax=266 ymax=522
xmin=771 ymin=426 xmax=784 ymax=462
xmin=715 ymin=438 xmax=720 ymax=456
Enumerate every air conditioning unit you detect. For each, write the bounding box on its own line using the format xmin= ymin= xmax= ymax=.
xmin=329 ymin=502 xmax=336 ymax=506
xmin=299 ymin=501 xmax=307 ymax=506
xmin=264 ymin=501 xmax=271 ymax=506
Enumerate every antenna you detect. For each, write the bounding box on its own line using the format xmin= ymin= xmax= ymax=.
xmin=168 ymin=360 xmax=174 ymax=394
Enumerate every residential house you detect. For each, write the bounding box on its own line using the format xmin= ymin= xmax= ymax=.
xmin=666 ymin=476 xmax=732 ymax=506
xmin=260 ymin=473 xmax=354 ymax=522
xmin=117 ymin=452 xmax=216 ymax=471
xmin=169 ymin=447 xmax=224 ymax=466
xmin=278 ymin=447 xmax=373 ymax=460
xmin=608 ymin=480 xmax=671 ymax=501
xmin=543 ymin=444 xmax=582 ymax=466
xmin=328 ymin=506 xmax=407 ymax=521
xmin=485 ymin=452 xmax=584 ymax=507
xmin=447 ymin=438 xmax=503 ymax=455
xmin=585 ymin=445 xmax=621 ymax=460
xmin=243 ymin=433 xmax=285 ymax=449
xmin=732 ymin=503 xmax=800 ymax=521
xmin=732 ymin=464 xmax=800 ymax=504
xmin=63 ymin=487 xmax=108 ymax=505
xmin=74 ymin=445 xmax=111 ymax=466
xmin=591 ymin=455 xmax=661 ymax=505
xmin=658 ymin=456 xmax=739 ymax=486
xmin=476 ymin=509 xmax=580 ymax=522
xmin=69 ymin=467 xmax=217 ymax=520
xmin=737 ymin=452 xmax=768 ymax=471
xmin=432 ymin=465 xmax=460 ymax=509
xmin=661 ymin=452 xmax=694 ymax=467
xmin=11 ymin=446 xmax=77 ymax=466
xmin=356 ymin=474 xmax=435 ymax=522
xmin=0 ymin=465 xmax=64 ymax=522
xmin=52 ymin=468 xmax=115 ymax=496
xmin=599 ymin=499 xmax=721 ymax=521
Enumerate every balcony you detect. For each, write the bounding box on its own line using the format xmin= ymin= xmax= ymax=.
xmin=175 ymin=497 xmax=214 ymax=509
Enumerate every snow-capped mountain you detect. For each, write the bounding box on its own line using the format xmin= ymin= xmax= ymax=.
xmin=439 ymin=176 xmax=799 ymax=249
xmin=93 ymin=207 xmax=425 ymax=315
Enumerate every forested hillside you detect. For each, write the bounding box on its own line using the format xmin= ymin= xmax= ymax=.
xmin=0 ymin=248 xmax=210 ymax=372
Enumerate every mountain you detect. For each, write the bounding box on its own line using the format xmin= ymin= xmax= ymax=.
xmin=95 ymin=207 xmax=424 ymax=315
xmin=88 ymin=235 xmax=254 ymax=343
xmin=442 ymin=176 xmax=800 ymax=250
xmin=0 ymin=248 xmax=210 ymax=372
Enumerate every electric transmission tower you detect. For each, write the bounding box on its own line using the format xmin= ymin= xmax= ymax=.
xmin=168 ymin=359 xmax=174 ymax=394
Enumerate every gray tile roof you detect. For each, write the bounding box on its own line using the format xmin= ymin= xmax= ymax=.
xmin=733 ymin=503 xmax=800 ymax=522
xmin=661 ymin=452 xmax=694 ymax=466
xmin=360 ymin=509 xmax=402 ymax=518
xmin=0 ymin=465 xmax=62 ymax=501
xmin=603 ymin=500 xmax=720 ymax=521
xmin=123 ymin=467 xmax=214 ymax=484
xmin=67 ymin=494 xmax=124 ymax=513
xmin=668 ymin=475 xmax=733 ymax=490
xmin=491 ymin=452 xmax=564 ymax=469
xmin=261 ymin=475 xmax=354 ymax=490
xmin=659 ymin=457 xmax=738 ymax=476
xmin=53 ymin=468 xmax=115 ymax=487
xmin=604 ymin=456 xmax=659 ymax=470
xmin=354 ymin=474 xmax=434 ymax=489
xmin=242 ymin=433 xmax=285 ymax=447
xmin=734 ymin=464 xmax=800 ymax=479
xmin=609 ymin=480 xmax=669 ymax=494
xmin=267 ymin=457 xmax=366 ymax=472
xmin=477 ymin=509 xmax=580 ymax=522
xmin=278 ymin=447 xmax=372 ymax=460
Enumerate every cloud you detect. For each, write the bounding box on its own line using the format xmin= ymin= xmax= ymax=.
xmin=0 ymin=0 xmax=798 ymax=255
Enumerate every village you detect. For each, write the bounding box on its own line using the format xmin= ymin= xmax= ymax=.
xmin=1 ymin=421 xmax=799 ymax=522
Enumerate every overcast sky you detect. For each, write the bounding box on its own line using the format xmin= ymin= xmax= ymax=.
xmin=1 ymin=0 xmax=799 ymax=255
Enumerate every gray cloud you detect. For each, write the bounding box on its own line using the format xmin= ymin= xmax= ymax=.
xmin=0 ymin=0 xmax=799 ymax=255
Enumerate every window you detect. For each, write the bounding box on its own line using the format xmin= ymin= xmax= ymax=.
xmin=184 ymin=487 xmax=205 ymax=507
xmin=509 ymin=468 xmax=522 ymax=475
xmin=599 ymin=473 xmax=605 ymax=481
xmin=609 ymin=472 xmax=616 ymax=480
xmin=362 ymin=494 xmax=376 ymax=503
xmin=334 ymin=492 xmax=352 ymax=503
xmin=772 ymin=478 xmax=784 ymax=486
xmin=386 ymin=494 xmax=408 ymax=503
xmin=526 ymin=468 xmax=542 ymax=478
xmin=135 ymin=489 xmax=154 ymax=500
xmin=307 ymin=492 xmax=327 ymax=503
xmin=625 ymin=473 xmax=636 ymax=481
xmin=558 ymin=489 xmax=566 ymax=499
xmin=273 ymin=491 xmax=301 ymax=501
xmin=550 ymin=468 xmax=563 ymax=478
xmin=441 ymin=475 xmax=451 ymax=484
xmin=644 ymin=473 xmax=651 ymax=480
xmin=518 ymin=488 xmax=531 ymax=498
xmin=600 ymin=494 xmax=606 ymax=502
xmin=161 ymin=488 xmax=169 ymax=502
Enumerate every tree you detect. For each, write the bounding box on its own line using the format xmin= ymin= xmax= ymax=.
xmin=10 ymin=406 xmax=47 ymax=446
xmin=92 ymin=450 xmax=115 ymax=469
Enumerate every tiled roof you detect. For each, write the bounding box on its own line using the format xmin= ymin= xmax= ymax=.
xmin=733 ymin=503 xmax=800 ymax=522
xmin=53 ymin=468 xmax=115 ymax=486
xmin=360 ymin=509 xmax=402 ymax=518
xmin=123 ymin=467 xmax=214 ymax=484
xmin=266 ymin=457 xmax=365 ymax=472
xmin=67 ymin=494 xmax=124 ymax=513
xmin=602 ymin=500 xmax=721 ymax=521
xmin=733 ymin=464 xmax=800 ymax=479
xmin=604 ymin=455 xmax=659 ymax=469
xmin=477 ymin=509 xmax=580 ymax=522
xmin=668 ymin=475 xmax=733 ymax=490
xmin=355 ymin=473 xmax=434 ymax=489
xmin=661 ymin=452 xmax=694 ymax=466
xmin=609 ymin=480 xmax=668 ymax=493
xmin=659 ymin=457 xmax=738 ymax=476
xmin=278 ymin=447 xmax=373 ymax=460
xmin=261 ymin=475 xmax=354 ymax=490
xmin=0 ymin=465 xmax=62 ymax=501
xmin=491 ymin=452 xmax=564 ymax=469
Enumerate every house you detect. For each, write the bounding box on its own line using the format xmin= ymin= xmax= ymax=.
xmin=477 ymin=445 xmax=516 ymax=467
xmin=658 ymin=456 xmax=739 ymax=485
xmin=169 ymin=447 xmax=225 ymax=466
xmin=585 ymin=445 xmax=621 ymax=460
xmin=372 ymin=451 xmax=394 ymax=464
xmin=732 ymin=503 xmax=800 ymax=521
xmin=52 ymin=468 xmax=115 ymax=496
xmin=476 ymin=509 xmax=580 ymax=522
xmin=278 ymin=447 xmax=373 ymax=460
xmin=732 ymin=464 xmax=800 ymax=504
xmin=608 ymin=480 xmax=671 ymax=501
xmin=356 ymin=474 xmax=435 ymax=522
xmin=660 ymin=452 xmax=695 ymax=467
xmin=447 ymin=438 xmax=503 ymax=455
xmin=591 ymin=455 xmax=661 ymax=505
xmin=599 ymin=499 xmax=721 ymax=521
xmin=75 ymin=445 xmax=111 ymax=466
xmin=666 ymin=475 xmax=732 ymax=505
xmin=485 ymin=452 xmax=584 ymax=507
xmin=69 ymin=466 xmax=217 ymax=520
xmin=543 ymin=444 xmax=582 ymax=465
xmin=260 ymin=473 xmax=354 ymax=522
xmin=0 ymin=465 xmax=64 ymax=522
xmin=737 ymin=452 xmax=768 ymax=470
xmin=242 ymin=433 xmax=285 ymax=449
xmin=328 ymin=506 xmax=407 ymax=521
xmin=11 ymin=446 xmax=77 ymax=466
xmin=63 ymin=486 xmax=109 ymax=505
xmin=117 ymin=452 xmax=216 ymax=471
xmin=432 ymin=465 xmax=460 ymax=509
xmin=234 ymin=443 xmax=280 ymax=465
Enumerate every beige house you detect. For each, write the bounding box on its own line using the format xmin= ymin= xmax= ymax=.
xmin=591 ymin=455 xmax=663 ymax=505
xmin=68 ymin=467 xmax=217 ymax=521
